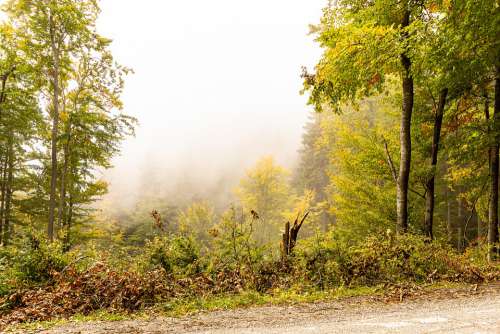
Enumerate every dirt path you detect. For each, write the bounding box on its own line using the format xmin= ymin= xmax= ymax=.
xmin=10 ymin=284 xmax=500 ymax=334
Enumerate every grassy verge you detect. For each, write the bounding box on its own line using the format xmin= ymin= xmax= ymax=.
xmin=157 ymin=285 xmax=378 ymax=317
xmin=5 ymin=282 xmax=470 ymax=333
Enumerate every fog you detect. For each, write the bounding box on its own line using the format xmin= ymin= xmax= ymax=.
xmin=96 ymin=1 xmax=324 ymax=209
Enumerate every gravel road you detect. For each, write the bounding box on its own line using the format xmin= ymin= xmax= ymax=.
xmin=11 ymin=284 xmax=500 ymax=334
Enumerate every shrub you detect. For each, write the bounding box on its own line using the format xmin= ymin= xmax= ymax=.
xmin=7 ymin=235 xmax=69 ymax=285
xmin=142 ymin=235 xmax=201 ymax=276
xmin=292 ymin=232 xmax=489 ymax=288
xmin=0 ymin=247 xmax=16 ymax=297
xmin=208 ymin=206 xmax=265 ymax=274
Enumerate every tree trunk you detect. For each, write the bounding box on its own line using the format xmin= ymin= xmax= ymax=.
xmin=397 ymin=9 xmax=414 ymax=233
xmin=281 ymin=212 xmax=309 ymax=260
xmin=57 ymin=124 xmax=71 ymax=228
xmin=63 ymin=194 xmax=73 ymax=252
xmin=424 ymin=89 xmax=448 ymax=240
xmin=445 ymin=187 xmax=453 ymax=245
xmin=0 ymin=152 xmax=8 ymax=245
xmin=48 ymin=11 xmax=60 ymax=242
xmin=488 ymin=68 xmax=500 ymax=260
xmin=0 ymin=155 xmax=4 ymax=245
xmin=0 ymin=67 xmax=14 ymax=119
xmin=3 ymin=139 xmax=13 ymax=246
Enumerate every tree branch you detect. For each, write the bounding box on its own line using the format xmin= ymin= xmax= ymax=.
xmin=409 ymin=187 xmax=426 ymax=199
xmin=463 ymin=180 xmax=488 ymax=243
xmin=382 ymin=137 xmax=398 ymax=183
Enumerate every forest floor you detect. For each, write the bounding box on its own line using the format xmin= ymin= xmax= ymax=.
xmin=6 ymin=282 xmax=500 ymax=334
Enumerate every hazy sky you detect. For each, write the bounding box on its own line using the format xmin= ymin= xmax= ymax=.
xmin=93 ymin=0 xmax=326 ymax=206
xmin=14 ymin=1 xmax=325 ymax=205
xmin=94 ymin=1 xmax=325 ymax=205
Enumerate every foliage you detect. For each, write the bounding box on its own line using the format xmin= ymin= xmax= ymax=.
xmin=209 ymin=206 xmax=265 ymax=276
xmin=178 ymin=201 xmax=216 ymax=250
xmin=235 ymin=156 xmax=292 ymax=245
xmin=142 ymin=235 xmax=201 ymax=276
xmin=0 ymin=0 xmax=499 ymax=329
xmin=1 ymin=231 xmax=497 ymax=328
xmin=293 ymin=232 xmax=496 ymax=289
xmin=0 ymin=0 xmax=136 ymax=248
xmin=9 ymin=236 xmax=69 ymax=285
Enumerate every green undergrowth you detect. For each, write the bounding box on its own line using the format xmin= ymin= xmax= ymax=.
xmin=1 ymin=232 xmax=498 ymax=332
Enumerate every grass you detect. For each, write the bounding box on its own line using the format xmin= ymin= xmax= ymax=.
xmin=154 ymin=284 xmax=381 ymax=317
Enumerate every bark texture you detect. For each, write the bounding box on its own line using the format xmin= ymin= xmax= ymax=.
xmin=488 ymin=68 xmax=500 ymax=260
xmin=281 ymin=212 xmax=309 ymax=259
xmin=48 ymin=10 xmax=60 ymax=242
xmin=424 ymin=89 xmax=448 ymax=240
xmin=3 ymin=136 xmax=14 ymax=245
xmin=397 ymin=9 xmax=414 ymax=233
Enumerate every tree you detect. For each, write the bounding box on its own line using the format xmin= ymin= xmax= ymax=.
xmin=6 ymin=0 xmax=105 ymax=241
xmin=316 ymin=94 xmax=425 ymax=240
xmin=440 ymin=0 xmax=499 ymax=257
xmin=292 ymin=112 xmax=333 ymax=230
xmin=56 ymin=47 xmax=135 ymax=249
xmin=303 ymin=0 xmax=428 ymax=232
xmin=4 ymin=0 xmax=135 ymax=246
xmin=235 ymin=156 xmax=291 ymax=245
xmin=0 ymin=21 xmax=42 ymax=245
xmin=177 ymin=201 xmax=216 ymax=250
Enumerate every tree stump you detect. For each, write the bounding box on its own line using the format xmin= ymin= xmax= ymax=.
xmin=281 ymin=211 xmax=309 ymax=260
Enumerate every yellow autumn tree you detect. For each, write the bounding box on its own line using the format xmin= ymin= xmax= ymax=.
xmin=235 ymin=156 xmax=292 ymax=245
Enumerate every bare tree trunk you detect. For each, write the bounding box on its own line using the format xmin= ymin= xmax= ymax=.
xmin=424 ymin=89 xmax=448 ymax=240
xmin=63 ymin=194 xmax=73 ymax=252
xmin=0 ymin=152 xmax=8 ymax=245
xmin=0 ymin=154 xmax=4 ymax=246
xmin=488 ymin=68 xmax=500 ymax=260
xmin=3 ymin=142 xmax=13 ymax=246
xmin=457 ymin=227 xmax=463 ymax=253
xmin=397 ymin=9 xmax=414 ymax=233
xmin=48 ymin=10 xmax=60 ymax=242
xmin=0 ymin=69 xmax=14 ymax=246
xmin=0 ymin=67 xmax=14 ymax=120
xmin=57 ymin=126 xmax=71 ymax=228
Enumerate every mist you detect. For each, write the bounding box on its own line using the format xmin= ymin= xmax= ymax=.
xmin=96 ymin=0 xmax=324 ymax=210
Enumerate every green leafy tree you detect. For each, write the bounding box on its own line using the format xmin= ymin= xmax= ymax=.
xmin=303 ymin=0 xmax=440 ymax=232
xmin=6 ymin=0 xmax=110 ymax=241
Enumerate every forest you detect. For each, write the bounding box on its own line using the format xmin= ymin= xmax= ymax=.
xmin=0 ymin=0 xmax=499 ymax=331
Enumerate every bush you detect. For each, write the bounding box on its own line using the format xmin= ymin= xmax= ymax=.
xmin=292 ymin=232 xmax=490 ymax=288
xmin=208 ymin=206 xmax=265 ymax=275
xmin=142 ymin=235 xmax=201 ymax=276
xmin=12 ymin=235 xmax=69 ymax=284
xmin=0 ymin=247 xmax=16 ymax=297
